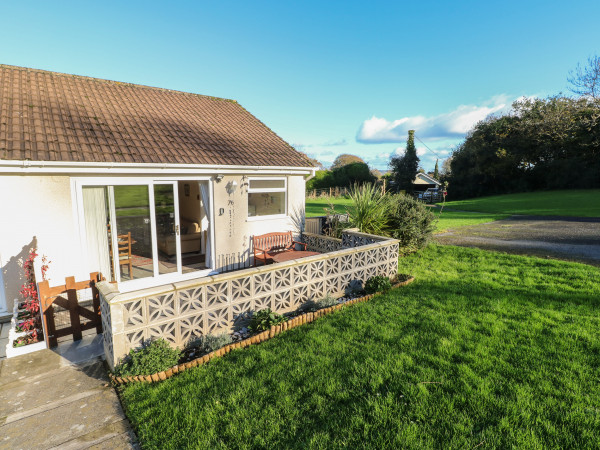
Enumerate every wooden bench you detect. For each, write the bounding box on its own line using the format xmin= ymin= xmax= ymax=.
xmin=252 ymin=231 xmax=307 ymax=266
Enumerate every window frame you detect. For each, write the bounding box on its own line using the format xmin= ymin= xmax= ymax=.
xmin=247 ymin=177 xmax=288 ymax=220
xmin=72 ymin=176 xmax=215 ymax=293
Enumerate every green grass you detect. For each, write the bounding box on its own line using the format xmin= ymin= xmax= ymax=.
xmin=441 ymin=189 xmax=600 ymax=217
xmin=306 ymin=197 xmax=508 ymax=231
xmin=305 ymin=196 xmax=354 ymax=217
xmin=434 ymin=209 xmax=508 ymax=232
xmin=119 ymin=245 xmax=600 ymax=449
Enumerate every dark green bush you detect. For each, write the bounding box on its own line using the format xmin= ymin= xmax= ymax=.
xmin=114 ymin=339 xmax=181 ymax=377
xmin=249 ymin=308 xmax=286 ymax=332
xmin=365 ymin=275 xmax=392 ymax=294
xmin=388 ymin=193 xmax=436 ymax=255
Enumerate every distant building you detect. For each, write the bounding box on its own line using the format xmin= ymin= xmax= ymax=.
xmin=413 ymin=173 xmax=441 ymax=191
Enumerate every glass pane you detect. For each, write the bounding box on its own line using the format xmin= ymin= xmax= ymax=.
xmin=154 ymin=184 xmax=178 ymax=275
xmin=178 ymin=181 xmax=208 ymax=274
xmin=113 ymin=185 xmax=154 ymax=281
xmin=248 ymin=191 xmax=285 ymax=216
xmin=249 ymin=179 xmax=285 ymax=190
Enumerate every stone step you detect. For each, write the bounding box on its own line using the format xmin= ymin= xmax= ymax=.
xmin=0 ymin=388 xmax=127 ymax=449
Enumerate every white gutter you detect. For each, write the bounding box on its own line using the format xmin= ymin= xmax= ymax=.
xmin=0 ymin=160 xmax=316 ymax=176
xmin=304 ymin=167 xmax=317 ymax=181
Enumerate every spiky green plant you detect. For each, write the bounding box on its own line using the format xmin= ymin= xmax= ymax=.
xmin=346 ymin=183 xmax=390 ymax=236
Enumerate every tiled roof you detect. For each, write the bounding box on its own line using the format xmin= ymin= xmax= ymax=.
xmin=0 ymin=65 xmax=314 ymax=168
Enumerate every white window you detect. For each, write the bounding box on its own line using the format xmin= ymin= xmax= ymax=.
xmin=247 ymin=178 xmax=287 ymax=218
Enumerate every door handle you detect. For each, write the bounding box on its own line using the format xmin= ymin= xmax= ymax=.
xmin=175 ymin=224 xmax=180 ymax=235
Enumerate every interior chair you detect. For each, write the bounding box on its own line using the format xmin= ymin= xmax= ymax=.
xmin=117 ymin=232 xmax=133 ymax=279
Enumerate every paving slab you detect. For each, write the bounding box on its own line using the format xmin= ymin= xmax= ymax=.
xmin=0 ymin=349 xmax=136 ymax=450
xmin=86 ymin=432 xmax=138 ymax=450
xmin=0 ymin=349 xmax=66 ymax=385
xmin=0 ymin=360 xmax=107 ymax=418
xmin=0 ymin=323 xmax=8 ymax=339
xmin=50 ymin=420 xmax=136 ymax=450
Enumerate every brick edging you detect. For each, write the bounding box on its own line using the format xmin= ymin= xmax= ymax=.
xmin=109 ymin=277 xmax=415 ymax=386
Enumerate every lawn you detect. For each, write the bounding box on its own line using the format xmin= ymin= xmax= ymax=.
xmin=434 ymin=208 xmax=508 ymax=232
xmin=119 ymin=245 xmax=600 ymax=449
xmin=441 ymin=189 xmax=600 ymax=217
xmin=305 ymin=196 xmax=354 ymax=217
xmin=306 ymin=196 xmax=508 ymax=232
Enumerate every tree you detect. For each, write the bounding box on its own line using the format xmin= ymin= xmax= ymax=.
xmin=448 ymin=96 xmax=600 ymax=199
xmin=331 ymin=154 xmax=365 ymax=170
xmin=332 ymin=162 xmax=375 ymax=187
xmin=441 ymin=156 xmax=452 ymax=176
xmin=306 ymin=170 xmax=334 ymax=190
xmin=568 ymin=54 xmax=600 ymax=99
xmin=389 ymin=130 xmax=420 ymax=193
xmin=370 ymin=168 xmax=382 ymax=179
xmin=433 ymin=159 xmax=439 ymax=179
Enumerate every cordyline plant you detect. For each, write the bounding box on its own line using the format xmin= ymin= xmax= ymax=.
xmin=16 ymin=249 xmax=50 ymax=344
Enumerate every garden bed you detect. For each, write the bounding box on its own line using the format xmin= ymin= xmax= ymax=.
xmin=5 ymin=301 xmax=46 ymax=358
xmin=109 ymin=275 xmax=415 ymax=385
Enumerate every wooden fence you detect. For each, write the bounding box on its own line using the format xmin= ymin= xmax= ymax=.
xmin=306 ymin=180 xmax=388 ymax=199
xmin=306 ymin=187 xmax=350 ymax=198
xmin=38 ymin=272 xmax=104 ymax=348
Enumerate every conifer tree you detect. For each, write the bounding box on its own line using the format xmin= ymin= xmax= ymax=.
xmin=433 ymin=159 xmax=439 ymax=179
xmin=390 ymin=130 xmax=420 ymax=193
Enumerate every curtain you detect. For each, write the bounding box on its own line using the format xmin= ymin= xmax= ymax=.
xmin=199 ymin=182 xmax=211 ymax=268
xmin=82 ymin=187 xmax=112 ymax=280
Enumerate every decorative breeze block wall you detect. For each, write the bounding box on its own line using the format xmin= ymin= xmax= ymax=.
xmin=99 ymin=231 xmax=399 ymax=369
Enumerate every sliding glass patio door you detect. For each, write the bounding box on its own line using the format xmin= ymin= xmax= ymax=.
xmin=81 ymin=179 xmax=211 ymax=290
xmin=110 ymin=182 xmax=182 ymax=284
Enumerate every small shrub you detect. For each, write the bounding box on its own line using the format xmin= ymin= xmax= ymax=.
xmin=323 ymin=202 xmax=346 ymax=239
xmin=388 ymin=193 xmax=436 ymax=254
xmin=345 ymin=279 xmax=365 ymax=297
xmin=190 ymin=334 xmax=233 ymax=354
xmin=315 ymin=295 xmax=338 ymax=308
xmin=365 ymin=275 xmax=392 ymax=294
xmin=114 ymin=339 xmax=181 ymax=377
xmin=249 ymin=308 xmax=286 ymax=332
xmin=393 ymin=273 xmax=412 ymax=283
xmin=300 ymin=295 xmax=339 ymax=312
xmin=347 ymin=183 xmax=390 ymax=236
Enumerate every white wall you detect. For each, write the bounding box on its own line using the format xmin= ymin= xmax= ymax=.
xmin=212 ymin=175 xmax=306 ymax=271
xmin=0 ymin=172 xmax=308 ymax=311
xmin=0 ymin=175 xmax=84 ymax=312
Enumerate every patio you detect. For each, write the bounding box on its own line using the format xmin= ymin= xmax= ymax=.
xmin=98 ymin=230 xmax=400 ymax=369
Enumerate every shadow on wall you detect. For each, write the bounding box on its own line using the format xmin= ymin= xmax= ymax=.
xmin=2 ymin=236 xmax=37 ymax=312
xmin=289 ymin=206 xmax=306 ymax=235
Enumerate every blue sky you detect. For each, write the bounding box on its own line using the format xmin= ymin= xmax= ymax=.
xmin=2 ymin=1 xmax=599 ymax=171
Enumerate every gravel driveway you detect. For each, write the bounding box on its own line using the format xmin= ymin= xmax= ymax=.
xmin=434 ymin=215 xmax=600 ymax=266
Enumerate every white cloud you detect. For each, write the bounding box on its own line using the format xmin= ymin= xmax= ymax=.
xmin=356 ymin=95 xmax=520 ymax=143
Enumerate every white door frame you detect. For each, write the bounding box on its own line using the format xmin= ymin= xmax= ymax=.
xmin=72 ymin=176 xmax=215 ymax=293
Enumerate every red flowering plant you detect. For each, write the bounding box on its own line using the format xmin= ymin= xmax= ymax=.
xmin=15 ymin=249 xmax=49 ymax=345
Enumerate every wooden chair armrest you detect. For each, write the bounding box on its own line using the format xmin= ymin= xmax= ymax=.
xmin=292 ymin=240 xmax=307 ymax=250
xmin=254 ymin=246 xmax=267 ymax=254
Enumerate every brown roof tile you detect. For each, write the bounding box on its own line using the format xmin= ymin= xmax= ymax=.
xmin=0 ymin=65 xmax=314 ymax=168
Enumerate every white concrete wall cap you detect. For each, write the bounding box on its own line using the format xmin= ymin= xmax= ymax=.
xmin=108 ymin=283 xmax=177 ymax=304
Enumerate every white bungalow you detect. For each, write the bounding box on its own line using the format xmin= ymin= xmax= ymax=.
xmin=0 ymin=65 xmax=316 ymax=318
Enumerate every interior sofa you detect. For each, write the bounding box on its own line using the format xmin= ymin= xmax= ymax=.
xmin=157 ymin=217 xmax=202 ymax=256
